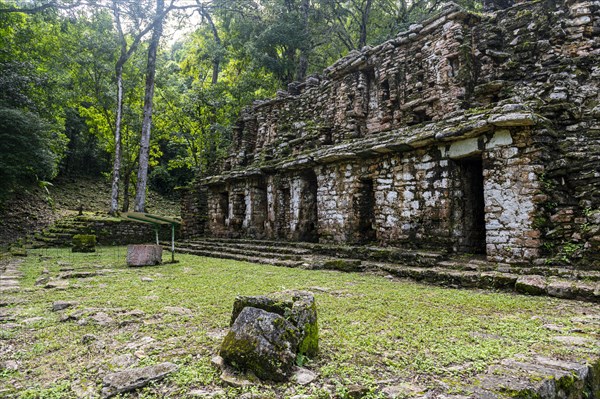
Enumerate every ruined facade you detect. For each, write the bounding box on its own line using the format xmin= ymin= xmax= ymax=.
xmin=184 ymin=0 xmax=600 ymax=268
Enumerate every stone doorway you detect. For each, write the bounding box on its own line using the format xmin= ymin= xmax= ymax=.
xmin=218 ymin=191 xmax=229 ymax=226
xmin=454 ymin=158 xmax=486 ymax=254
xmin=355 ymin=177 xmax=377 ymax=244
xmin=276 ymin=184 xmax=291 ymax=239
xmin=298 ymin=170 xmax=319 ymax=242
xmin=248 ymin=178 xmax=268 ymax=238
xmin=232 ymin=193 xmax=246 ymax=230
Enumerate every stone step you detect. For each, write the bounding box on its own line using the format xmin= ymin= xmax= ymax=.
xmin=439 ymin=259 xmax=600 ymax=281
xmin=45 ymin=227 xmax=81 ymax=235
xmin=371 ymin=262 xmax=599 ymax=302
xmin=172 ymin=239 xmax=599 ymax=302
xmin=175 ymin=247 xmax=305 ymax=268
xmin=177 ymin=243 xmax=304 ymax=261
xmin=35 ymin=235 xmax=70 ymax=245
xmin=198 ymin=236 xmax=317 ymax=250
xmin=179 ymin=240 xmax=313 ymax=256
xmin=39 ymin=232 xmax=73 ymax=240
xmin=186 ymin=238 xmax=446 ymax=267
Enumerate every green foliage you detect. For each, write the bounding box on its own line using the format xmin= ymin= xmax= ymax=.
xmin=0 ymin=0 xmax=487 ymax=209
xmin=0 ymin=107 xmax=66 ymax=200
xmin=19 ymin=381 xmax=72 ymax=399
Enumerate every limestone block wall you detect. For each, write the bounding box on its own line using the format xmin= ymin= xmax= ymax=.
xmin=315 ymin=163 xmax=362 ymax=244
xmin=225 ymin=7 xmax=476 ymax=171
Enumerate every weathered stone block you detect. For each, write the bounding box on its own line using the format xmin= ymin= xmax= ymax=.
xmin=319 ymin=259 xmax=363 ymax=272
xmin=220 ymin=307 xmax=298 ymax=382
xmin=229 ymin=290 xmax=318 ymax=357
xmin=515 ymin=275 xmax=547 ymax=296
xmin=52 ymin=301 xmax=78 ymax=311
xmin=546 ymin=280 xmax=577 ymax=299
xmin=72 ymin=234 xmax=96 ymax=253
xmin=126 ymin=244 xmax=162 ymax=266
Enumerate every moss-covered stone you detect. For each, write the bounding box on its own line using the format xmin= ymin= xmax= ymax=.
xmin=9 ymin=246 xmax=27 ymax=257
xmin=72 ymin=234 xmax=96 ymax=253
xmin=224 ymin=290 xmax=319 ymax=380
xmin=219 ymin=307 xmax=298 ymax=382
xmin=321 ymin=259 xmax=363 ymax=272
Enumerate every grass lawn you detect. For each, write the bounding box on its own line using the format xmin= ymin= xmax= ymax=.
xmin=1 ymin=247 xmax=598 ymax=398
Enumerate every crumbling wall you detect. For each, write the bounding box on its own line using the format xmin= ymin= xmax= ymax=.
xmin=198 ymin=0 xmax=600 ymax=267
xmin=470 ymin=0 xmax=600 ymax=266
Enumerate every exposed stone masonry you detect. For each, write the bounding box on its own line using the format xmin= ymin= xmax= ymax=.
xmin=183 ymin=0 xmax=600 ymax=268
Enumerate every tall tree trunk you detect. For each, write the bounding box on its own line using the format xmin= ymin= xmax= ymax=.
xmin=110 ymin=63 xmax=124 ymax=215
xmin=201 ymin=8 xmax=221 ymax=85
xmin=358 ymin=0 xmax=373 ymax=49
xmin=134 ymin=0 xmax=164 ymax=213
xmin=109 ymin=0 xmax=170 ymax=214
xmin=295 ymin=0 xmax=310 ymax=81
xmin=121 ymin=166 xmax=130 ymax=212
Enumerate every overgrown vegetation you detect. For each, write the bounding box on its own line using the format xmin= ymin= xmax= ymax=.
xmin=0 ymin=0 xmax=483 ymax=211
xmin=1 ymin=249 xmax=598 ymax=398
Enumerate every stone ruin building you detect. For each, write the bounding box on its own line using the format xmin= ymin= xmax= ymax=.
xmin=182 ymin=0 xmax=600 ymax=269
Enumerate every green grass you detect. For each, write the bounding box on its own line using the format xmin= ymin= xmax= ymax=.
xmin=1 ymin=248 xmax=598 ymax=398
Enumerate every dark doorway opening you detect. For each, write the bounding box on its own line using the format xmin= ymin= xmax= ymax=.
xmin=233 ymin=193 xmax=246 ymax=229
xmin=276 ymin=184 xmax=291 ymax=239
xmin=455 ymin=158 xmax=486 ymax=254
xmin=218 ymin=191 xmax=229 ymax=225
xmin=298 ymin=170 xmax=319 ymax=242
xmin=355 ymin=177 xmax=377 ymax=244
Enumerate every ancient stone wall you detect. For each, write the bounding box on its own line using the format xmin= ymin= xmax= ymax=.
xmin=180 ymin=184 xmax=208 ymax=238
xmin=85 ymin=219 xmax=174 ymax=246
xmin=198 ymin=0 xmax=600 ymax=268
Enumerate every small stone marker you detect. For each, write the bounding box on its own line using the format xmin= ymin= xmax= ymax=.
xmin=126 ymin=244 xmax=162 ymax=266
xmin=72 ymin=234 xmax=97 ymax=253
xmin=293 ymin=367 xmax=318 ymax=385
xmin=101 ymin=362 xmax=178 ymax=398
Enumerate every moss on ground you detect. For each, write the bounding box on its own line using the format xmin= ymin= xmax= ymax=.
xmin=1 ymin=248 xmax=599 ymax=398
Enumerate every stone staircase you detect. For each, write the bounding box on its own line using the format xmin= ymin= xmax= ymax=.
xmin=168 ymin=238 xmax=600 ymax=303
xmin=28 ymin=216 xmax=92 ymax=248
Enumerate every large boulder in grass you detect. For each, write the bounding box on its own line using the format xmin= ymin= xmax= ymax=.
xmin=126 ymin=244 xmax=162 ymax=266
xmin=229 ymin=290 xmax=318 ymax=357
xmin=220 ymin=307 xmax=299 ymax=382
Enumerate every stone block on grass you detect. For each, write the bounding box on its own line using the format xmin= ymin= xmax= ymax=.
xmin=220 ymin=307 xmax=298 ymax=382
xmin=72 ymin=234 xmax=96 ymax=253
xmin=101 ymin=362 xmax=178 ymax=398
xmin=219 ymin=290 xmax=319 ymax=383
xmin=515 ymin=275 xmax=547 ymax=296
xmin=230 ymin=290 xmax=318 ymax=357
xmin=126 ymin=244 xmax=162 ymax=266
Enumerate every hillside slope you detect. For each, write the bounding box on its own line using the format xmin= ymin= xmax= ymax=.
xmin=0 ymin=176 xmax=180 ymax=248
